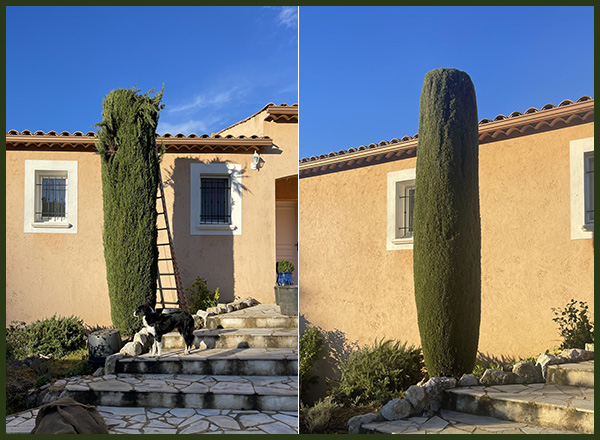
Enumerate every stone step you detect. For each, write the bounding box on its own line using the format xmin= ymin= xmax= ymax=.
xmin=361 ymin=409 xmax=579 ymax=434
xmin=61 ymin=374 xmax=298 ymax=411
xmin=546 ymin=361 xmax=594 ymax=388
xmin=444 ymin=383 xmax=594 ymax=434
xmin=206 ymin=314 xmax=298 ymax=330
xmin=162 ymin=328 xmax=297 ymax=350
xmin=115 ymin=348 xmax=298 ymax=376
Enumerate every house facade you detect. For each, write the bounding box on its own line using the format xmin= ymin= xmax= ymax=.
xmin=6 ymin=103 xmax=298 ymax=327
xmin=299 ymin=97 xmax=593 ymax=394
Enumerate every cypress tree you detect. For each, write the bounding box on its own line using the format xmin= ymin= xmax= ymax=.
xmin=413 ymin=68 xmax=481 ymax=378
xmin=95 ymin=87 xmax=164 ymax=336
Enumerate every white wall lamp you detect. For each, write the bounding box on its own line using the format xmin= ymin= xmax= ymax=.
xmin=251 ymin=150 xmax=261 ymax=170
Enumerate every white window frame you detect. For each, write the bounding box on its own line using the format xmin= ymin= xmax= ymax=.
xmin=570 ymin=137 xmax=594 ymax=240
xmin=24 ymin=160 xmax=78 ymax=234
xmin=190 ymin=163 xmax=242 ymax=235
xmin=387 ymin=168 xmax=415 ymax=250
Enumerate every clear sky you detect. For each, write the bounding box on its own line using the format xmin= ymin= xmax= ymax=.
xmin=299 ymin=6 xmax=594 ymax=159
xmin=6 ymin=6 xmax=298 ymax=136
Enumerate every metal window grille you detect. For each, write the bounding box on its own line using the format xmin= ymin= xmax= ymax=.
xmin=200 ymin=177 xmax=231 ymax=224
xmin=36 ymin=177 xmax=67 ymax=221
xmin=398 ymin=186 xmax=415 ymax=238
xmin=584 ymin=152 xmax=594 ymax=225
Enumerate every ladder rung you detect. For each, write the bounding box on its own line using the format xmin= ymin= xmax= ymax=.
xmin=157 ymin=212 xmax=165 ymax=215
xmin=157 ymin=227 xmax=168 ymax=231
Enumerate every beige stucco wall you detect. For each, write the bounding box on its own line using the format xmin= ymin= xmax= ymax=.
xmin=299 ymin=123 xmax=594 ymax=394
xmin=6 ymin=113 xmax=298 ymax=326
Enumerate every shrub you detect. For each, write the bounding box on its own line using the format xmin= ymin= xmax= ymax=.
xmin=277 ymin=260 xmax=295 ymax=273
xmin=95 ymin=86 xmax=164 ymax=336
xmin=330 ymin=339 xmax=424 ymax=406
xmin=413 ymin=68 xmax=481 ymax=378
xmin=300 ymin=326 xmax=324 ymax=403
xmin=186 ymin=277 xmax=220 ymax=312
xmin=472 ymin=362 xmax=486 ymax=378
xmin=552 ymin=299 xmax=594 ymax=349
xmin=24 ymin=315 xmax=86 ymax=358
xmin=302 ymin=397 xmax=340 ymax=434
xmin=6 ymin=321 xmax=30 ymax=361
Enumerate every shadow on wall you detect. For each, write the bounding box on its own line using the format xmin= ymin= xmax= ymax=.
xmin=300 ymin=314 xmax=359 ymax=405
xmin=163 ymin=156 xmax=250 ymax=305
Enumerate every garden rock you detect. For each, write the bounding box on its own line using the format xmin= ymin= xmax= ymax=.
xmin=348 ymin=413 xmax=377 ymax=434
xmin=119 ymin=341 xmax=142 ymax=357
xmin=560 ymin=348 xmax=594 ymax=363
xmin=480 ymin=369 xmax=523 ymax=386
xmin=458 ymin=373 xmax=480 ymax=387
xmin=405 ymin=385 xmax=426 ymax=414
xmin=133 ymin=330 xmax=153 ymax=351
xmin=420 ymin=377 xmax=457 ymax=412
xmin=536 ymin=353 xmax=566 ymax=379
xmin=104 ymin=353 xmax=124 ymax=375
xmin=512 ymin=361 xmax=543 ymax=383
xmin=380 ymin=398 xmax=412 ymax=421
xmin=192 ymin=315 xmax=204 ymax=330
xmin=226 ymin=303 xmax=235 ymax=313
xmin=92 ymin=367 xmax=104 ymax=377
xmin=585 ymin=343 xmax=594 ymax=351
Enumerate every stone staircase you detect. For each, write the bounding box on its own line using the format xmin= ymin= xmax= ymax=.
xmin=60 ymin=304 xmax=298 ymax=413
xmin=443 ymin=361 xmax=594 ymax=434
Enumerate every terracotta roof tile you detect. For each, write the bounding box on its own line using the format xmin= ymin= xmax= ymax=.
xmin=299 ymin=96 xmax=593 ymax=164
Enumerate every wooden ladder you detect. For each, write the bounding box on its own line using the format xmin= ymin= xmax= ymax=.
xmin=155 ymin=167 xmax=188 ymax=311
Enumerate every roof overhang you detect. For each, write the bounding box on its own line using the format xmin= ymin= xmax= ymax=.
xmin=300 ymin=97 xmax=594 ymax=178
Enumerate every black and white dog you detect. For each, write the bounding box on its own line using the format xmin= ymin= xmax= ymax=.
xmin=133 ymin=304 xmax=195 ymax=356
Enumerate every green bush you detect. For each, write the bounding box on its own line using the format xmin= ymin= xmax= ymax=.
xmin=300 ymin=326 xmax=324 ymax=403
xmin=186 ymin=277 xmax=220 ymax=312
xmin=95 ymin=86 xmax=164 ymax=336
xmin=472 ymin=362 xmax=486 ymax=378
xmin=302 ymin=397 xmax=340 ymax=434
xmin=6 ymin=321 xmax=30 ymax=361
xmin=25 ymin=315 xmax=86 ymax=358
xmin=330 ymin=339 xmax=424 ymax=406
xmin=277 ymin=260 xmax=295 ymax=273
xmin=552 ymin=299 xmax=594 ymax=349
xmin=413 ymin=68 xmax=481 ymax=378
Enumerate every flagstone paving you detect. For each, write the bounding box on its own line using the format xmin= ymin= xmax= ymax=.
xmin=6 ymin=407 xmax=298 ymax=434
xmin=362 ymin=409 xmax=578 ymax=434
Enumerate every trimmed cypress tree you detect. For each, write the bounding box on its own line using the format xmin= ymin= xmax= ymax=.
xmin=95 ymin=87 xmax=164 ymax=336
xmin=413 ymin=68 xmax=481 ymax=378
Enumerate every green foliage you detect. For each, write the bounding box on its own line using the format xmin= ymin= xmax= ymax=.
xmin=6 ymin=315 xmax=86 ymax=359
xmin=413 ymin=68 xmax=481 ymax=378
xmin=186 ymin=277 xmax=220 ymax=312
xmin=302 ymin=397 xmax=341 ymax=434
xmin=277 ymin=260 xmax=295 ymax=273
xmin=300 ymin=326 xmax=324 ymax=404
xmin=489 ymin=362 xmax=504 ymax=372
xmin=472 ymin=362 xmax=486 ymax=378
xmin=552 ymin=299 xmax=594 ymax=349
xmin=329 ymin=339 xmax=424 ymax=407
xmin=95 ymin=86 xmax=164 ymax=336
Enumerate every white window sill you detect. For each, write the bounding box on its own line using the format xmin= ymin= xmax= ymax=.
xmin=196 ymin=224 xmax=237 ymax=231
xmin=582 ymin=223 xmax=594 ymax=232
xmin=31 ymin=222 xmax=72 ymax=229
xmin=392 ymin=237 xmax=414 ymax=245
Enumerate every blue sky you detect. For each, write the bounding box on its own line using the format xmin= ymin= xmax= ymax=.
xmin=6 ymin=6 xmax=298 ymax=136
xmin=299 ymin=6 xmax=594 ymax=159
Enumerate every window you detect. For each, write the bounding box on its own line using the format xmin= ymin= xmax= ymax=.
xmin=200 ymin=177 xmax=231 ymax=224
xmin=387 ymin=168 xmax=415 ymax=250
xmin=190 ymin=163 xmax=242 ymax=235
xmin=569 ymin=137 xmax=594 ymax=239
xmin=584 ymin=152 xmax=594 ymax=226
xmin=24 ymin=160 xmax=78 ymax=233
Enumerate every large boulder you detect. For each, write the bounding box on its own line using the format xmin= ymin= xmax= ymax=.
xmin=560 ymin=348 xmax=594 ymax=363
xmin=380 ymin=398 xmax=412 ymax=421
xmin=458 ymin=373 xmax=480 ymax=387
xmin=405 ymin=385 xmax=427 ymax=415
xmin=420 ymin=377 xmax=457 ymax=411
xmin=512 ymin=361 xmax=543 ymax=383
xmin=348 ymin=413 xmax=378 ymax=434
xmin=536 ymin=353 xmax=566 ymax=379
xmin=480 ymin=369 xmax=523 ymax=386
xmin=119 ymin=341 xmax=143 ymax=357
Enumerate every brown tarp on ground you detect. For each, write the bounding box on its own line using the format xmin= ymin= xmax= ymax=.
xmin=31 ymin=397 xmax=109 ymax=434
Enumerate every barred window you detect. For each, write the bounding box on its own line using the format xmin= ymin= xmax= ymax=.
xmin=200 ymin=177 xmax=231 ymax=224
xmin=584 ymin=152 xmax=594 ymax=225
xmin=36 ymin=176 xmax=67 ymax=222
xmin=398 ymin=185 xmax=415 ymax=238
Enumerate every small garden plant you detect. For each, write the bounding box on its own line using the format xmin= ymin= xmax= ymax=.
xmin=552 ymin=299 xmax=594 ymax=349
xmin=276 ymin=260 xmax=295 ymax=273
xmin=299 ymin=326 xmax=324 ymax=404
xmin=186 ymin=276 xmax=220 ymax=312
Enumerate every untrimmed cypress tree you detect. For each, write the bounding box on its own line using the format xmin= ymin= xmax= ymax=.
xmin=95 ymin=87 xmax=164 ymax=336
xmin=413 ymin=68 xmax=481 ymax=378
